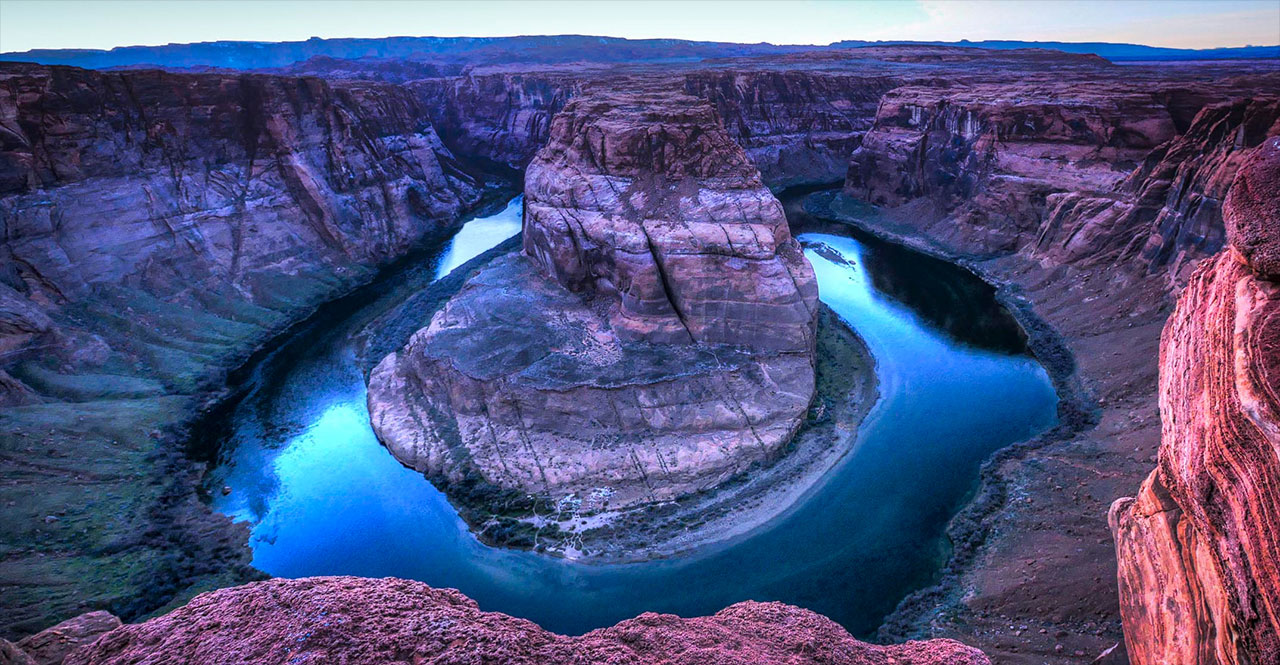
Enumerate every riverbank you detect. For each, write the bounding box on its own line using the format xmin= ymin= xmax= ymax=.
xmin=809 ymin=191 xmax=1164 ymax=664
xmin=0 ymin=186 xmax=516 ymax=639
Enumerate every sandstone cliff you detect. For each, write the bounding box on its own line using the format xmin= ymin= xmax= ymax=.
xmin=0 ymin=62 xmax=486 ymax=634
xmin=1035 ymin=97 xmax=1280 ymax=281
xmin=60 ymin=577 xmax=990 ymax=665
xmin=844 ymin=76 xmax=1280 ymax=271
xmin=682 ymin=71 xmax=900 ymax=187
xmin=1109 ymin=138 xmax=1280 ymax=664
xmin=369 ymin=90 xmax=818 ymax=531
xmin=844 ymin=80 xmax=1184 ymax=254
xmin=0 ymin=63 xmax=483 ymax=395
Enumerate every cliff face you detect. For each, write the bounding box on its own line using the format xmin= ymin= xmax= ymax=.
xmin=843 ymin=75 xmax=1280 ymax=277
xmin=368 ymin=90 xmax=818 ymax=524
xmin=0 ymin=63 xmax=484 ymax=634
xmin=61 ymin=577 xmax=990 ymax=665
xmin=844 ymin=81 xmax=1181 ymax=254
xmin=683 ymin=71 xmax=900 ymax=187
xmin=1109 ymin=138 xmax=1280 ymax=665
xmin=409 ymin=69 xmax=899 ymax=189
xmin=409 ymin=73 xmax=577 ymax=170
xmin=0 ymin=63 xmax=483 ymax=393
xmin=1036 ymin=97 xmax=1280 ymax=280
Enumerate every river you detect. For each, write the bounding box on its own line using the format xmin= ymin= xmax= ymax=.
xmin=202 ymin=190 xmax=1058 ymax=637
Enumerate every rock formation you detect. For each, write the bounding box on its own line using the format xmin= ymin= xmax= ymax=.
xmin=1036 ymin=97 xmax=1280 ymax=280
xmin=63 ymin=577 xmax=990 ymax=665
xmin=1109 ymin=137 xmax=1280 ymax=665
xmin=0 ymin=62 xmax=484 ymax=635
xmin=844 ymin=81 xmax=1184 ymax=253
xmin=369 ymin=90 xmax=817 ymax=521
xmin=682 ymin=71 xmax=900 ymax=187
xmin=13 ymin=612 xmax=120 ymax=665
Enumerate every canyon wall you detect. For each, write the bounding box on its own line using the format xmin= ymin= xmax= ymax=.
xmin=409 ymin=69 xmax=899 ymax=188
xmin=368 ymin=89 xmax=818 ymax=526
xmin=0 ymin=62 xmax=486 ymax=635
xmin=682 ymin=71 xmax=900 ymax=187
xmin=0 ymin=62 xmax=484 ymax=397
xmin=844 ymin=76 xmax=1280 ymax=274
xmin=1109 ymin=138 xmax=1280 ymax=665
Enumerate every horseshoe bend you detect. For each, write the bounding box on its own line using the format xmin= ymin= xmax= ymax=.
xmin=1 ymin=12 xmax=1279 ymax=665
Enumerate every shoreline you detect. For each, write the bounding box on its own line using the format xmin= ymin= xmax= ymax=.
xmin=800 ymin=192 xmax=1100 ymax=635
xmin=809 ymin=191 xmax=1167 ymax=663
xmin=543 ymin=305 xmax=881 ymax=564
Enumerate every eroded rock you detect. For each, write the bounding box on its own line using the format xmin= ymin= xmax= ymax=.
xmin=1110 ymin=139 xmax=1280 ymax=665
xmin=369 ymin=90 xmax=817 ymax=522
xmin=64 ymin=577 xmax=990 ymax=665
xmin=16 ymin=611 xmax=119 ymax=665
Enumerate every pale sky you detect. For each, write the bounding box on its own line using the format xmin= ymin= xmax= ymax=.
xmin=1 ymin=0 xmax=1277 ymax=53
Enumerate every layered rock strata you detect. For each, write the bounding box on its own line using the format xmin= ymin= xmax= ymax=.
xmin=369 ymin=90 xmax=817 ymax=518
xmin=1109 ymin=138 xmax=1280 ymax=665
xmin=63 ymin=577 xmax=991 ymax=665
xmin=0 ymin=62 xmax=484 ymax=634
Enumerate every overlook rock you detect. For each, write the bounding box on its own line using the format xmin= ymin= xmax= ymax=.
xmin=368 ymin=90 xmax=818 ymax=522
xmin=1109 ymin=138 xmax=1280 ymax=665
xmin=63 ymin=577 xmax=990 ymax=665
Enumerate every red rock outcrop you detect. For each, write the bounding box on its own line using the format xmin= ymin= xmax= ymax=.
xmin=14 ymin=612 xmax=119 ymax=665
xmin=369 ymin=90 xmax=817 ymax=523
xmin=64 ymin=577 xmax=990 ymax=665
xmin=523 ymin=90 xmax=818 ymax=350
xmin=1109 ymin=137 xmax=1280 ymax=665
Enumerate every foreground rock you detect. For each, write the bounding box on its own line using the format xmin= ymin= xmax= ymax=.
xmin=13 ymin=612 xmax=119 ymax=665
xmin=1110 ymin=138 xmax=1280 ymax=664
xmin=369 ymin=90 xmax=818 ymax=538
xmin=65 ymin=577 xmax=990 ymax=665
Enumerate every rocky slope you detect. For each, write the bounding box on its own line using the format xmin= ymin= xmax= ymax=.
xmin=0 ymin=62 xmax=487 ymax=635
xmin=1109 ymin=138 xmax=1280 ymax=665
xmin=844 ymin=71 xmax=1278 ymax=664
xmin=844 ymin=79 xmax=1183 ymax=254
xmin=58 ymin=577 xmax=989 ymax=665
xmin=368 ymin=89 xmax=820 ymax=539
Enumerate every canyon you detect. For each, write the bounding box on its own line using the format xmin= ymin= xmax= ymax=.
xmin=1 ymin=35 xmax=1278 ymax=665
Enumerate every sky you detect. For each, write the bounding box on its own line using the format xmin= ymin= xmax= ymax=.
xmin=1 ymin=0 xmax=1277 ymax=53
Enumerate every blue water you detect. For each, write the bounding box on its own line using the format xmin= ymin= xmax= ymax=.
xmin=205 ymin=192 xmax=1058 ymax=637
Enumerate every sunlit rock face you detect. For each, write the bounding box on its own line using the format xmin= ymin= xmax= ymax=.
xmin=64 ymin=577 xmax=992 ymax=665
xmin=369 ymin=90 xmax=817 ymax=514
xmin=1109 ymin=137 xmax=1280 ymax=665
